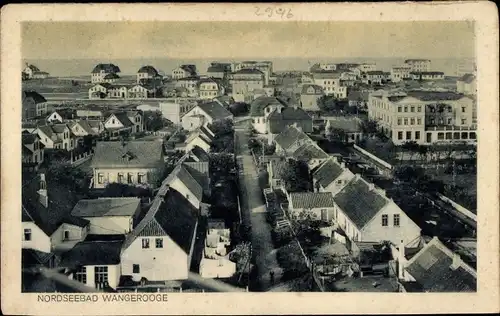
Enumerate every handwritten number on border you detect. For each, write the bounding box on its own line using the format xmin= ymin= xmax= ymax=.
xmin=255 ymin=7 xmax=293 ymax=19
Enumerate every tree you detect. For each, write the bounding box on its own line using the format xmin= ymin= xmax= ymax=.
xmin=417 ymin=144 xmax=429 ymax=163
xmin=209 ymin=119 xmax=234 ymax=136
xmin=327 ymin=127 xmax=347 ymax=144
xmin=282 ymin=159 xmax=310 ymax=192
xmin=47 ymin=159 xmax=90 ymax=194
xmin=276 ymin=241 xmax=309 ymax=281
xmin=144 ymin=110 xmax=168 ymax=132
xmin=401 ymin=141 xmax=420 ymax=161
xmin=229 ymin=102 xmax=250 ymax=117
xmin=360 ymin=119 xmax=379 ymax=137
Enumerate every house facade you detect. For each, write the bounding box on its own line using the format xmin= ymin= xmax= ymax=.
xmin=390 ymin=66 xmax=412 ymax=82
xmin=91 ymin=63 xmax=121 ymax=84
xmin=300 ymin=84 xmax=324 ymax=111
xmin=404 ymin=59 xmax=431 ymax=72
xmin=22 ymin=133 xmax=45 ymax=170
xmin=181 ymin=101 xmax=233 ymax=131
xmin=410 ymin=72 xmax=445 ymax=81
xmin=90 ymin=141 xmax=164 ymax=189
xmin=312 ymin=72 xmax=347 ymax=98
xmin=288 ymin=192 xmax=337 ymax=223
xmin=137 ymin=65 xmax=159 ymax=83
xmin=175 ymin=77 xmax=200 ymax=97
xmin=456 ymin=74 xmax=476 ymax=95
xmin=229 ymin=69 xmax=265 ymax=103
xmin=198 ymin=79 xmax=223 ymax=99
xmin=22 ymin=91 xmax=48 ymax=121
xmin=249 ymin=97 xmax=287 ymax=134
xmin=172 ymin=65 xmax=197 ymax=80
xmin=35 ymin=124 xmax=76 ymax=151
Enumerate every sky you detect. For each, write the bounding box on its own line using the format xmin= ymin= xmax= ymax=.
xmin=22 ymin=21 xmax=475 ymax=60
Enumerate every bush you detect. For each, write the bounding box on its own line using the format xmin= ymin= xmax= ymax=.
xmin=276 ymin=241 xmax=309 ymax=281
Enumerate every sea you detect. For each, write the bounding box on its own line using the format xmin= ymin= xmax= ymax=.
xmin=22 ymin=57 xmax=476 ymax=78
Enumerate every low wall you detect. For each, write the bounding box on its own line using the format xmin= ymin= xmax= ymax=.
xmin=353 ymin=144 xmax=393 ymax=170
xmin=71 ymin=152 xmax=93 ymax=166
xmin=437 ymin=193 xmax=477 ymax=222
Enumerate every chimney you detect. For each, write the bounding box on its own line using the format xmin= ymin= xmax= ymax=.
xmin=38 ymin=173 xmax=48 ymax=208
xmin=398 ymin=239 xmax=405 ymax=279
xmin=451 ymin=253 xmax=462 ymax=270
xmin=340 ymin=162 xmax=346 ymax=169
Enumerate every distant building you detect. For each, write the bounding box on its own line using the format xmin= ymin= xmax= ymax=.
xmin=46 ymin=109 xmax=76 ymax=123
xmin=390 ymin=66 xmax=412 ymax=82
xmin=311 ymin=72 xmax=347 ymax=98
xmin=289 ymin=192 xmax=337 ymax=223
xmin=300 ymin=84 xmax=324 ymax=111
xmin=137 ymin=65 xmax=160 ymax=83
xmin=404 ymin=59 xmax=431 ymax=72
xmin=198 ymin=78 xmax=224 ymax=100
xmin=91 ymin=63 xmax=121 ymax=84
xmin=102 ymin=73 xmax=120 ymax=84
xmin=172 ymin=65 xmax=197 ymax=79
xmin=234 ymin=61 xmax=273 ymax=85
xmin=206 ymin=62 xmax=232 ymax=79
xmin=22 ymin=91 xmax=48 ymax=121
xmin=362 ymin=71 xmax=391 ymax=85
xmin=456 ymin=74 xmax=476 ymax=95
xmin=35 ymin=124 xmax=76 ymax=151
xmin=229 ymin=69 xmax=265 ymax=103
xmin=325 ymin=116 xmax=364 ymax=143
xmin=181 ymin=101 xmax=233 ymax=131
xmin=175 ymin=77 xmax=200 ymax=97
xmin=356 ymin=63 xmax=377 ymax=73
xmin=22 ymin=133 xmax=44 ymax=171
xmin=159 ymin=98 xmax=197 ymax=125
xmin=368 ymin=90 xmax=476 ymax=145
xmin=90 ymin=140 xmax=165 ymax=189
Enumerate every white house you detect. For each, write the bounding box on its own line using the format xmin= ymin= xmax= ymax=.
xmin=137 ymin=65 xmax=159 ymax=83
xmin=311 ymin=72 xmax=347 ymax=98
xmin=161 ymin=164 xmax=204 ymax=212
xmin=120 ymin=187 xmax=198 ymax=282
xmin=46 ymin=109 xmax=76 ymax=123
xmin=290 ymin=143 xmax=330 ymax=170
xmin=70 ymin=198 xmax=141 ymax=235
xmin=199 ymin=220 xmax=236 ymax=278
xmin=172 ymin=65 xmax=197 ymax=80
xmin=249 ymin=97 xmax=288 ymax=134
xmin=22 ymin=133 xmax=45 ymax=171
xmin=288 ymin=192 xmax=337 ymax=223
xmin=104 ymin=111 xmax=143 ymax=136
xmin=70 ymin=120 xmax=103 ymax=137
xmin=181 ymin=101 xmax=233 ymax=131
xmin=35 ymin=124 xmax=75 ymax=151
xmin=184 ymin=127 xmax=214 ymax=153
xmin=88 ymin=83 xmax=112 ymax=99
xmin=410 ymin=71 xmax=445 ymax=81
xmin=312 ymin=158 xmax=354 ymax=196
xmin=198 ymin=79 xmax=223 ymax=100
xmin=332 ymin=175 xmax=421 ymax=247
xmin=61 ymin=240 xmax=123 ymax=290
xmin=91 ymin=63 xmax=121 ymax=84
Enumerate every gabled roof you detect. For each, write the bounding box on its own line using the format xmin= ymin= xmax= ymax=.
xmin=71 ymin=198 xmax=140 ymax=218
xmin=301 ymin=84 xmax=324 ymax=95
xmin=268 ymin=107 xmax=312 ymax=122
xmin=22 ymin=249 xmax=54 ymax=267
xmin=163 ymin=165 xmax=203 ymax=203
xmin=122 ymin=187 xmax=198 ymax=254
xmin=274 ymin=125 xmax=311 ymax=151
xmin=290 ymin=192 xmax=336 ymax=209
xmin=91 ymin=63 xmax=121 ymax=74
xmin=91 ymin=141 xmax=163 ymax=168
xmin=23 ymin=91 xmax=47 ymax=104
xmin=87 ymin=120 xmax=103 ymax=129
xmin=25 ymin=64 xmax=40 ymax=72
xmin=189 ymin=145 xmax=210 ymax=162
xmin=50 ymin=108 xmax=76 ymax=120
xmin=22 ymin=174 xmax=83 ymax=236
xmin=249 ymin=96 xmax=287 ymax=117
xmin=269 ymin=159 xmax=287 ymax=179
xmin=180 ymin=64 xmax=197 ymax=75
xmin=313 ymin=158 xmax=345 ymax=188
xmin=182 ymin=163 xmax=210 ymax=194
xmin=138 ymin=65 xmax=159 ymax=76
xmin=333 ymin=176 xmax=389 ymax=229
xmin=405 ymin=237 xmax=476 ymax=292
xmin=60 ymin=240 xmax=123 ymax=268
xmin=291 ymin=143 xmax=329 ymax=161
xmin=197 ymin=102 xmax=233 ymax=121
xmin=74 ymin=120 xmax=97 ymax=135
xmin=51 ymin=124 xmax=69 ymax=134
xmin=37 ymin=125 xmax=54 ymax=138
xmin=22 ymin=133 xmax=39 ymax=145
xmin=327 ymin=117 xmax=362 ymax=133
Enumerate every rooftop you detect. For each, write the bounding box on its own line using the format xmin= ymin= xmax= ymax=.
xmin=137 ymin=65 xmax=159 ymax=76
xmin=196 ymin=101 xmax=233 ymax=120
xmin=91 ymin=63 xmax=121 ymax=74
xmin=273 ymin=125 xmax=311 ymax=151
xmin=71 ymin=197 xmax=140 ymax=218
xmin=291 ymin=143 xmax=329 ymax=161
xmin=60 ymin=240 xmax=124 ymax=268
xmin=290 ymin=192 xmax=336 ymax=209
xmin=249 ymin=96 xmax=287 ymax=117
xmin=327 ymin=117 xmax=362 ymax=133
xmin=313 ymin=158 xmax=345 ymax=188
xmin=91 ymin=141 xmax=163 ymax=168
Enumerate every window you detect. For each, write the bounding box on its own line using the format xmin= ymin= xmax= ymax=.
xmin=98 ymin=173 xmax=104 ymax=184
xmin=406 ymin=131 xmax=411 ymax=140
xmin=94 ymin=266 xmax=108 ymax=284
xmin=397 ymin=132 xmax=403 ymax=140
xmin=118 ymin=173 xmax=124 ymax=183
xmin=397 ymin=106 xmax=402 ymax=112
xmin=142 ymin=238 xmax=150 ymax=249
xmin=415 ymin=131 xmax=420 ymax=140
xmin=445 ymin=132 xmax=452 ymax=140
xmin=24 ymin=228 xmax=32 ymax=241
xmin=133 ymin=264 xmax=140 ymax=274
xmin=75 ymin=267 xmax=87 ymax=284
xmin=446 ymin=118 xmax=452 ymax=124
xmin=448 ymin=107 xmax=452 ymax=113
xmin=410 ymin=106 xmax=415 ymax=112
xmin=64 ymin=230 xmax=70 ymax=240
xmin=461 ymin=118 xmax=466 ymax=125
xmin=382 ymin=214 xmax=388 ymax=226
xmin=410 ymin=118 xmax=415 ymax=125
xmin=417 ymin=106 xmax=422 ymax=112
xmin=462 ymin=107 xmax=466 ymax=113
xmin=393 ymin=214 xmax=400 ymax=227
xmin=417 ymin=118 xmax=422 ymax=125
xmin=127 ymin=173 xmax=133 ymax=183
xmin=403 ymin=118 xmax=408 ymax=125
xmin=437 ymin=132 xmax=444 ymax=140
xmin=138 ymin=173 xmax=145 ymax=184
xmin=397 ymin=118 xmax=402 ymax=125
xmin=404 ymin=106 xmax=408 ymax=112
xmin=156 ymin=238 xmax=163 ymax=248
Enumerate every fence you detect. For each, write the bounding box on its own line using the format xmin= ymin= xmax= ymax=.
xmin=70 ymin=150 xmax=94 ymax=166
xmin=437 ymin=193 xmax=477 ymax=222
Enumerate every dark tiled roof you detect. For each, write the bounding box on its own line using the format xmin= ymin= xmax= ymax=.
xmin=190 ymin=145 xmax=210 ymax=162
xmin=22 ymin=133 xmax=39 ymax=145
xmin=333 ymin=177 xmax=388 ymax=229
xmin=22 ymin=174 xmax=81 ymax=236
xmin=60 ymin=240 xmax=123 ymax=268
xmin=274 ymin=125 xmax=311 ymax=151
xmin=327 ymin=118 xmax=362 ymax=133
xmin=26 ymin=64 xmax=40 ymax=72
xmin=405 ymin=238 xmax=476 ymax=292
xmin=103 ymin=73 xmax=120 ymax=80
xmin=458 ymin=73 xmax=475 ymax=84
xmin=269 ymin=159 xmax=287 ymax=179
xmin=108 ymin=112 xmax=134 ymax=127
xmin=164 ymin=165 xmax=203 ymax=202
xmin=313 ymin=158 xmax=344 ymax=188
xmin=292 ymin=143 xmax=329 ymax=161
xmin=71 ymin=198 xmax=140 ymax=218
xmin=51 ymin=124 xmax=69 ymax=134
xmin=180 ymin=64 xmax=197 ymax=76
xmin=75 ymin=120 xmax=97 ymax=135
xmin=268 ymin=108 xmax=313 ymax=134
xmin=182 ymin=163 xmax=210 ymax=193
xmin=22 ymin=249 xmax=54 ymax=267
xmin=249 ymin=96 xmax=286 ymax=117
xmin=406 ymin=91 xmax=465 ymax=101
xmin=23 ymin=91 xmax=47 ymax=104
xmin=290 ymin=192 xmax=336 ymax=209
xmin=91 ymin=63 xmax=121 ymax=74
xmin=301 ymin=84 xmax=324 ymax=95
xmin=138 ymin=65 xmax=159 ymax=76
xmin=122 ymin=187 xmax=198 ymax=254
xmin=51 ymin=108 xmax=76 ymax=120
xmin=91 ymin=141 xmax=163 ymax=168
xmin=197 ymin=102 xmax=233 ymax=120
xmin=233 ymin=68 xmax=264 ymax=75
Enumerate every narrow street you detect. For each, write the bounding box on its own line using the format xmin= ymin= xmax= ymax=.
xmin=234 ymin=124 xmax=282 ymax=291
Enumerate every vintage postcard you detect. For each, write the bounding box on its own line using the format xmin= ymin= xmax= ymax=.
xmin=1 ymin=2 xmax=499 ymax=315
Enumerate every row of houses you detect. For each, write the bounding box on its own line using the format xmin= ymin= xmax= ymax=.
xmin=22 ymin=135 xmax=236 ymax=291
xmin=264 ymin=125 xmax=476 ymax=291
